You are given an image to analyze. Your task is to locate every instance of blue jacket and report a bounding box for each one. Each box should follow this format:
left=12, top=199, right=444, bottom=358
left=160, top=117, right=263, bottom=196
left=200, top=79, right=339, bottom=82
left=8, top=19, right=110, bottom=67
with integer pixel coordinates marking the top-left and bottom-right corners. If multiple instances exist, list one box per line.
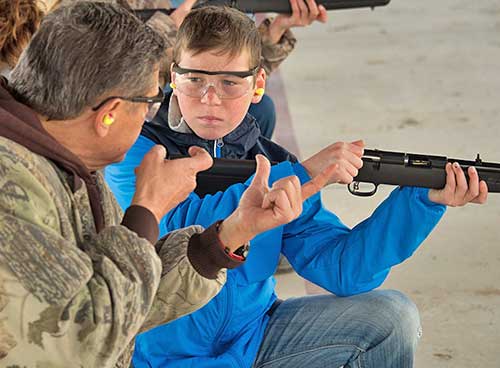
left=105, top=117, right=446, bottom=368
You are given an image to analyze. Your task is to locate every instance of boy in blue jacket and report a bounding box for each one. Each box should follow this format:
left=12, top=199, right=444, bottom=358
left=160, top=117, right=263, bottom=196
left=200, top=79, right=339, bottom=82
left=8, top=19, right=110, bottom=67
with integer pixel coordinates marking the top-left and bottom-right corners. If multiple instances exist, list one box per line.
left=105, top=6, right=488, bottom=368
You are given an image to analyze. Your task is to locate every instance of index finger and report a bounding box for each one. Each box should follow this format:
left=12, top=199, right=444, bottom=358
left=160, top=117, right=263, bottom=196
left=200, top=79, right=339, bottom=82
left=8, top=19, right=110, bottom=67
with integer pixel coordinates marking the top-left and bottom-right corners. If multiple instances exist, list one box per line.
left=301, top=163, right=338, bottom=200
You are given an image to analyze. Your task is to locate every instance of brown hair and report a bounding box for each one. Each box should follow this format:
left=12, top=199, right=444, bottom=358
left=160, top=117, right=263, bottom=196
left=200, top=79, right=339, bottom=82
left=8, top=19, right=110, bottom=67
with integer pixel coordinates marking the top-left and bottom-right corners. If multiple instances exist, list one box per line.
left=173, top=6, right=261, bottom=69
left=49, top=0, right=132, bottom=11
left=0, top=0, right=45, bottom=68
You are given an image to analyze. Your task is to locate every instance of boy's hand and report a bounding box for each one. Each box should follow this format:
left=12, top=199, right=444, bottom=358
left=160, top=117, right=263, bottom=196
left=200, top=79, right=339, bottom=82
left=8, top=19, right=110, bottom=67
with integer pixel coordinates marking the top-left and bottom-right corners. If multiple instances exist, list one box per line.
left=131, top=145, right=213, bottom=222
left=301, top=140, right=365, bottom=186
left=218, top=155, right=337, bottom=250
left=268, top=0, right=328, bottom=44
left=170, top=0, right=197, bottom=29
left=428, top=162, right=488, bottom=206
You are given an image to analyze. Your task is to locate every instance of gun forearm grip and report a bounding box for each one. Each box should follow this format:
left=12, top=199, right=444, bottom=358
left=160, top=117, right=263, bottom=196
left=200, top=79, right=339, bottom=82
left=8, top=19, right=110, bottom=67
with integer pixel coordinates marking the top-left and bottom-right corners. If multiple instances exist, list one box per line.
left=354, top=150, right=500, bottom=194
left=231, top=0, right=391, bottom=13
left=134, top=0, right=391, bottom=20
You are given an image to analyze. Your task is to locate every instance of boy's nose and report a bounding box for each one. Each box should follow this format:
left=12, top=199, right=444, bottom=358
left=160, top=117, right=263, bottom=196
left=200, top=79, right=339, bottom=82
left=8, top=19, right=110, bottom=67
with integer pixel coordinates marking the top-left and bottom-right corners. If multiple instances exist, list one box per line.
left=200, top=85, right=222, bottom=105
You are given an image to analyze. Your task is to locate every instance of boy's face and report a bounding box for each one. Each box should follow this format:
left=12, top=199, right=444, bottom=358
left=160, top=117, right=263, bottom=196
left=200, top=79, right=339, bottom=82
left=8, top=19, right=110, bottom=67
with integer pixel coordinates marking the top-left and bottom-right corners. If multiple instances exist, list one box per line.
left=172, top=49, right=266, bottom=141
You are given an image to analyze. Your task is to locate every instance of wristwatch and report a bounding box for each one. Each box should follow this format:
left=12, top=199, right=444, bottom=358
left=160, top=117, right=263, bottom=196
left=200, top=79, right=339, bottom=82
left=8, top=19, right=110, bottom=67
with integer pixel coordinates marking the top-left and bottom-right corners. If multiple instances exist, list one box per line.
left=215, top=220, right=250, bottom=261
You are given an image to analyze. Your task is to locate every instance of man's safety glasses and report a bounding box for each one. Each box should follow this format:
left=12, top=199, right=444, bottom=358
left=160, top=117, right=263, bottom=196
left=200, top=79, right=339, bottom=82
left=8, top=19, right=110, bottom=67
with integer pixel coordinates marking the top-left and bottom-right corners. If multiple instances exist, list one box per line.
left=92, top=87, right=165, bottom=122
left=172, top=63, right=259, bottom=100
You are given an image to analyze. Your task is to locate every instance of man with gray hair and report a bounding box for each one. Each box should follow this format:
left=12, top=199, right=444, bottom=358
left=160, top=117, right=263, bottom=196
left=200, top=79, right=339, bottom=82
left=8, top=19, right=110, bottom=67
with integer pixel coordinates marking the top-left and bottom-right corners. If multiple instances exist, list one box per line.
left=0, top=2, right=330, bottom=367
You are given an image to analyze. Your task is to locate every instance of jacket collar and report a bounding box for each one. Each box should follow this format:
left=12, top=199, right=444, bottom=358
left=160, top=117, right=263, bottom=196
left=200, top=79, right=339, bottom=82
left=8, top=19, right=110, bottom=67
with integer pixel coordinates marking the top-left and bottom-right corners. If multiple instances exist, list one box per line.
left=164, top=93, right=261, bottom=157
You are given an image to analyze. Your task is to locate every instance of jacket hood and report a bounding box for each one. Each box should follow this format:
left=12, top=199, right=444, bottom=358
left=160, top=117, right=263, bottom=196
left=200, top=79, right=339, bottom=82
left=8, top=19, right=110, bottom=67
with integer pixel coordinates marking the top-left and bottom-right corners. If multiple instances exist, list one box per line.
left=0, top=78, right=105, bottom=232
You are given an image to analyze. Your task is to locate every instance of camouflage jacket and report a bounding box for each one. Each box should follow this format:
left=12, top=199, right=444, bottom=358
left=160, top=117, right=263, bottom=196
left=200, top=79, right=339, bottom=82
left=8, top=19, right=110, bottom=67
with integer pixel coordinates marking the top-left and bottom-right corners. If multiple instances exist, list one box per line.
left=0, top=136, right=238, bottom=367
left=126, top=0, right=297, bottom=83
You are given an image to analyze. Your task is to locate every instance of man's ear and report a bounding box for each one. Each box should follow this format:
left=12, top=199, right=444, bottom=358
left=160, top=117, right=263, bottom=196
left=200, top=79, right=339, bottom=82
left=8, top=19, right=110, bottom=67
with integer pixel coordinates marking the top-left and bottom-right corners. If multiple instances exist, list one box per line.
left=94, top=99, right=121, bottom=138
left=251, top=68, right=267, bottom=104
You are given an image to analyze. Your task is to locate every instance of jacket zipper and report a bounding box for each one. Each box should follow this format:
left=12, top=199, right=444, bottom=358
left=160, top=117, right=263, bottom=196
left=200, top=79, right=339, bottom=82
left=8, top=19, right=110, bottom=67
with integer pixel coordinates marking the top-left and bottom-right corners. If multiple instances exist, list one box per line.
left=213, top=137, right=224, bottom=158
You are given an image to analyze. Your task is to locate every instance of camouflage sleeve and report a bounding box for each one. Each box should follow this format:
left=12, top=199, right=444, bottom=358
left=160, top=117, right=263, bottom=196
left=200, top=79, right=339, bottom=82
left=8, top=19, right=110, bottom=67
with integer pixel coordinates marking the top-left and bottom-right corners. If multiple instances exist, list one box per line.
left=258, top=17, right=297, bottom=75
left=141, top=225, right=226, bottom=332
left=0, top=155, right=162, bottom=367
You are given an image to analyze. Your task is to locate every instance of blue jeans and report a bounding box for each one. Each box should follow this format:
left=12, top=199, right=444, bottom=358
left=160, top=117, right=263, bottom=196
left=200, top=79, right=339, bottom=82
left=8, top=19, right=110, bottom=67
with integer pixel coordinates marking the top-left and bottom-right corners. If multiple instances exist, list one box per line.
left=253, top=290, right=421, bottom=368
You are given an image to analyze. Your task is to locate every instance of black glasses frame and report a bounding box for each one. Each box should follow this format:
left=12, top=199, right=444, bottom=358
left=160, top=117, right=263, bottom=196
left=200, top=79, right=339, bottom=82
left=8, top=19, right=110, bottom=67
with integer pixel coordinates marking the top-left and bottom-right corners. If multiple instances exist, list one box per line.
left=172, top=63, right=260, bottom=78
left=91, top=87, right=165, bottom=111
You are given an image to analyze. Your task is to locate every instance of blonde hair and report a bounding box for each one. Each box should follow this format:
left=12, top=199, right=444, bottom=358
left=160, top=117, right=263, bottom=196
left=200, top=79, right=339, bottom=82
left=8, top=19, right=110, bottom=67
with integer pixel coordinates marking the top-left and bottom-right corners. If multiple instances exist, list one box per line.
left=0, top=0, right=45, bottom=68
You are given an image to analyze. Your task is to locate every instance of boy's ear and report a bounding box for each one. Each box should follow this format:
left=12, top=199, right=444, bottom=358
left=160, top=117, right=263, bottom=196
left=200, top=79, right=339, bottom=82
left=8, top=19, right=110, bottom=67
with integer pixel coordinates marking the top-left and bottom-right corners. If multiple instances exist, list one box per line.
left=251, top=67, right=267, bottom=104
left=94, top=99, right=121, bottom=138
left=170, top=63, right=177, bottom=96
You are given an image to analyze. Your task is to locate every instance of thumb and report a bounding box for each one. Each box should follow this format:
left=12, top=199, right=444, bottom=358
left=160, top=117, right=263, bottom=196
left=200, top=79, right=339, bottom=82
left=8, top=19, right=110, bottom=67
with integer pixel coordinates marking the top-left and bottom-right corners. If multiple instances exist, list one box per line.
left=318, top=5, right=328, bottom=23
left=351, top=139, right=365, bottom=148
left=150, top=145, right=167, bottom=159
left=250, top=154, right=271, bottom=189
left=350, top=139, right=365, bottom=157
left=178, top=0, right=197, bottom=10
left=187, top=146, right=213, bottom=172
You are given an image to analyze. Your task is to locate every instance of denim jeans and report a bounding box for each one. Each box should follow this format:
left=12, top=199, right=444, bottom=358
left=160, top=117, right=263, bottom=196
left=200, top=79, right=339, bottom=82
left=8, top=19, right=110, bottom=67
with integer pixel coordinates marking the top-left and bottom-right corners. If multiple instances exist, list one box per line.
left=253, top=290, right=421, bottom=368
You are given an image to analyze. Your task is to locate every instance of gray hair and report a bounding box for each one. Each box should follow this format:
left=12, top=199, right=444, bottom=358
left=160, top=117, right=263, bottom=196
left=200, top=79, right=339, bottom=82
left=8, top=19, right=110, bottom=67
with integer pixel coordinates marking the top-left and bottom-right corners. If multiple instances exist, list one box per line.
left=10, top=1, right=165, bottom=120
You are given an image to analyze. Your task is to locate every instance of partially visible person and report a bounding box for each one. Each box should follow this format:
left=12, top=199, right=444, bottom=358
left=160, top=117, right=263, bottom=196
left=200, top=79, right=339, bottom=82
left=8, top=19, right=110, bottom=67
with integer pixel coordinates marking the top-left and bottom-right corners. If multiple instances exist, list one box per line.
left=0, top=2, right=330, bottom=367
left=0, top=0, right=44, bottom=78
left=105, top=6, right=488, bottom=368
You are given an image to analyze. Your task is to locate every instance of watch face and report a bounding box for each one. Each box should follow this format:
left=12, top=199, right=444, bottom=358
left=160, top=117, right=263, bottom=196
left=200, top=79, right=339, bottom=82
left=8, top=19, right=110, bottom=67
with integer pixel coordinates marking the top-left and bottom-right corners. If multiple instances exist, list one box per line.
left=234, top=244, right=250, bottom=258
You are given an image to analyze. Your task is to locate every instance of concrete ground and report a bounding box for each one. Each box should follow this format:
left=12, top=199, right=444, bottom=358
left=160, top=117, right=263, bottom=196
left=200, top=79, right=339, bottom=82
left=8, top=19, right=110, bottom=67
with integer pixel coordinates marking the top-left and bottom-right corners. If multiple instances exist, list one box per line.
left=272, top=0, right=500, bottom=367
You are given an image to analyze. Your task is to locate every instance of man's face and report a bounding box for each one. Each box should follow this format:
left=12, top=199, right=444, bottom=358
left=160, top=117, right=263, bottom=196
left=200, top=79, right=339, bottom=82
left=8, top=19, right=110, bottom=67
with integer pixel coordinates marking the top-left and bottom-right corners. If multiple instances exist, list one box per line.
left=172, top=49, right=265, bottom=141
left=101, top=76, right=161, bottom=165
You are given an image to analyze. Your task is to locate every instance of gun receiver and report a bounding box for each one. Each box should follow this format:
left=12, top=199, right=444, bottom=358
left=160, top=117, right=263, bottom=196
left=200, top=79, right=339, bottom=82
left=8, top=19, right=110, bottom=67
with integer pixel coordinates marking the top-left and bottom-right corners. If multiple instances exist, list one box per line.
left=135, top=0, right=391, bottom=21
left=171, top=149, right=500, bottom=197
left=349, top=149, right=500, bottom=196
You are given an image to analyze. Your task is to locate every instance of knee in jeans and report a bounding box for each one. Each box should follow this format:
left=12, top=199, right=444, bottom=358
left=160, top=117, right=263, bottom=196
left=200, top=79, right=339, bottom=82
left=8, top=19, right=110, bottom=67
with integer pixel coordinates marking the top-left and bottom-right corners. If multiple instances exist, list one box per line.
left=373, top=290, right=422, bottom=348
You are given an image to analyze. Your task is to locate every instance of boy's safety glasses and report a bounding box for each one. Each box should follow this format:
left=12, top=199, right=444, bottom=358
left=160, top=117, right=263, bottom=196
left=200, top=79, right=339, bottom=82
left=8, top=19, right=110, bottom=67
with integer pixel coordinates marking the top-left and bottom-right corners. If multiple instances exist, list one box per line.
left=172, top=63, right=259, bottom=100
left=92, top=87, right=165, bottom=122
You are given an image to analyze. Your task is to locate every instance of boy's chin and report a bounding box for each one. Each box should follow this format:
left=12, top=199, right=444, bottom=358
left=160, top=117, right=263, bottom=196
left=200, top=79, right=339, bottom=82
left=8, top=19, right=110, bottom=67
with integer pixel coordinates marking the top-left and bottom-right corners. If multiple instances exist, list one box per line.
left=193, top=127, right=230, bottom=141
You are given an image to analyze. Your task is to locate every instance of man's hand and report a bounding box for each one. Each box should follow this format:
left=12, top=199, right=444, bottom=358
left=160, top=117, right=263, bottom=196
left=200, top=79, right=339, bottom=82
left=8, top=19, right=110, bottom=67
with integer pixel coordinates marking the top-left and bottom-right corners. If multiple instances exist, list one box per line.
left=267, top=0, right=328, bottom=44
left=428, top=162, right=488, bottom=206
left=301, top=140, right=365, bottom=186
left=131, top=145, right=213, bottom=222
left=218, top=155, right=337, bottom=250
left=169, top=0, right=197, bottom=29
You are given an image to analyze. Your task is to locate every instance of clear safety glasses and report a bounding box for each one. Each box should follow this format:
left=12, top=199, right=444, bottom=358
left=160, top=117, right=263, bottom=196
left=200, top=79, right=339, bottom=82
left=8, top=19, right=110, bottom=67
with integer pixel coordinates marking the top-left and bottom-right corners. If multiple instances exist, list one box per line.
left=172, top=63, right=259, bottom=100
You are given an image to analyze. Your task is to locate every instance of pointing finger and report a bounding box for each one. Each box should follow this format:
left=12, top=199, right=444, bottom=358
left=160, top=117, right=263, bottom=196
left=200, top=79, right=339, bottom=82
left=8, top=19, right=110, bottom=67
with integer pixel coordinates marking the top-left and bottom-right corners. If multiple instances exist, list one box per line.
left=301, top=163, right=338, bottom=200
